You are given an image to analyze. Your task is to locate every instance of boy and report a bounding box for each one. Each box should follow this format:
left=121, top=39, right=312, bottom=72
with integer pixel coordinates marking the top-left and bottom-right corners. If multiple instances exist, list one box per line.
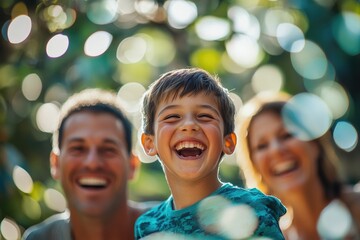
left=135, top=68, right=286, bottom=239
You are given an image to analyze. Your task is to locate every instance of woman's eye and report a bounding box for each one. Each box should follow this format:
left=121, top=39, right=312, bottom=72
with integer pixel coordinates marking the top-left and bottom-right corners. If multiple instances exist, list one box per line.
left=256, top=143, right=267, bottom=150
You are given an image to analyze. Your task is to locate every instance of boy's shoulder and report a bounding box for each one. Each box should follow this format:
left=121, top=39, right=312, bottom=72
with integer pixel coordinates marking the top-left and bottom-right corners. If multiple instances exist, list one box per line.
left=217, top=183, right=286, bottom=216
left=22, top=211, right=71, bottom=240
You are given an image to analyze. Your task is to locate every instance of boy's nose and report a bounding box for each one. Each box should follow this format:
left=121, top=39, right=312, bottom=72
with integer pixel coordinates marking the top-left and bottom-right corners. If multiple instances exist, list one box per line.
left=180, top=116, right=200, bottom=131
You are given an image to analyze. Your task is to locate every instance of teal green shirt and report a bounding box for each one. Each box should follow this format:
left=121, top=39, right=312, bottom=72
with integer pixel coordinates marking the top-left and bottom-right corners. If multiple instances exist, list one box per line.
left=135, top=183, right=286, bottom=239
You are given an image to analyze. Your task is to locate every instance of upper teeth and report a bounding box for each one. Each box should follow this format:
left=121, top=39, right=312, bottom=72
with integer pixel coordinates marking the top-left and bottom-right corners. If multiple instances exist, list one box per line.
left=175, top=142, right=205, bottom=150
left=273, top=161, right=296, bottom=175
left=79, top=177, right=106, bottom=186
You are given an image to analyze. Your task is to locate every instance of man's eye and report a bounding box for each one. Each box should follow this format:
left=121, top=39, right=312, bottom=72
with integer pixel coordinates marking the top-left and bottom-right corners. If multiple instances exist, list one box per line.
left=101, top=148, right=117, bottom=156
left=69, top=146, right=84, bottom=154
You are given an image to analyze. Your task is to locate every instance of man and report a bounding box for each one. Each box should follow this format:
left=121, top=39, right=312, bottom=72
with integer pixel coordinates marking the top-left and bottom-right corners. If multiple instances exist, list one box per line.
left=23, top=88, right=146, bottom=240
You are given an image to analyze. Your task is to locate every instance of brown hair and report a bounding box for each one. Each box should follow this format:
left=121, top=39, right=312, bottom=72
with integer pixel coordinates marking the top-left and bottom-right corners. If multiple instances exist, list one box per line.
left=141, top=68, right=235, bottom=136
left=236, top=91, right=343, bottom=199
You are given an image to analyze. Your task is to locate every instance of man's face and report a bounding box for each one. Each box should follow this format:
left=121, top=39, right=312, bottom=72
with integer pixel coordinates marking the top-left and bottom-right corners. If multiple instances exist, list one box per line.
left=51, top=111, right=135, bottom=217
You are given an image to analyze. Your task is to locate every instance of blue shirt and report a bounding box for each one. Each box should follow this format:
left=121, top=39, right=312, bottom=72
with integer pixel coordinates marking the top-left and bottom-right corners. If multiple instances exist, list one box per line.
left=135, top=183, right=286, bottom=239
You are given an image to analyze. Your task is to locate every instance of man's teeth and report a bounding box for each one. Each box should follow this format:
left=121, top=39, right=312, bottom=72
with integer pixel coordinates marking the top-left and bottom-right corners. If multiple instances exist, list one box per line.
left=175, top=142, right=205, bottom=150
left=79, top=178, right=106, bottom=187
left=273, top=161, right=297, bottom=175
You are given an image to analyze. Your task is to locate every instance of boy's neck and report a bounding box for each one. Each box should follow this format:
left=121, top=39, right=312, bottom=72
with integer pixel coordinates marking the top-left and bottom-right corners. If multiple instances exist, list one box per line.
left=168, top=175, right=222, bottom=210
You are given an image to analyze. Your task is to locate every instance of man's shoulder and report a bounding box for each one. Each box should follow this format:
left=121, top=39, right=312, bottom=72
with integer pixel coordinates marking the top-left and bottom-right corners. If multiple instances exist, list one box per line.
left=22, top=211, right=71, bottom=240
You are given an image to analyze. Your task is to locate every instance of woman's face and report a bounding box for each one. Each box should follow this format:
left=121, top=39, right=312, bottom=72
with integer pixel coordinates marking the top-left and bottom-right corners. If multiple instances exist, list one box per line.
left=248, top=110, right=320, bottom=195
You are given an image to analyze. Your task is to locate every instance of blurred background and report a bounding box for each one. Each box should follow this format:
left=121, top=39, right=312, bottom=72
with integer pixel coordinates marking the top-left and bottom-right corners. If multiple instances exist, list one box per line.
left=0, top=0, right=359, bottom=238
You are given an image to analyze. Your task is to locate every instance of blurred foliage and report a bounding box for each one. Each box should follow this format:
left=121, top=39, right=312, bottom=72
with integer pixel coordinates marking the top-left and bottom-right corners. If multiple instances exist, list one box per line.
left=0, top=0, right=360, bottom=238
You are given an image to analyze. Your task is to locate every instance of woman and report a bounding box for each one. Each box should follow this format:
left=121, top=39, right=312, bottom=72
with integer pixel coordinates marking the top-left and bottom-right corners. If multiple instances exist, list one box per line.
left=236, top=91, right=360, bottom=239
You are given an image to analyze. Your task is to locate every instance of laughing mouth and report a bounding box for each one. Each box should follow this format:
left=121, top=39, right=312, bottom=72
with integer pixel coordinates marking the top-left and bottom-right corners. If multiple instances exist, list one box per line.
left=78, top=177, right=107, bottom=189
left=272, top=161, right=299, bottom=176
left=175, top=141, right=206, bottom=158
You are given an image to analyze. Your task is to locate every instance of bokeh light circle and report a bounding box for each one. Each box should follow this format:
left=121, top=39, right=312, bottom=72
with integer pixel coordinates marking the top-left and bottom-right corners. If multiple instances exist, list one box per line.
left=282, top=93, right=332, bottom=141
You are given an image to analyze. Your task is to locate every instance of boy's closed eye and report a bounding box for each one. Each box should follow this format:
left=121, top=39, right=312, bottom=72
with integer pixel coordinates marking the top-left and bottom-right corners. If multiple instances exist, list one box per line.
left=198, top=113, right=215, bottom=120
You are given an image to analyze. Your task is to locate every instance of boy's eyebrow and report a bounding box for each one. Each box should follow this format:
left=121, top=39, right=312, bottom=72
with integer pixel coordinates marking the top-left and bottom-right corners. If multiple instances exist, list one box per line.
left=157, top=104, right=220, bottom=117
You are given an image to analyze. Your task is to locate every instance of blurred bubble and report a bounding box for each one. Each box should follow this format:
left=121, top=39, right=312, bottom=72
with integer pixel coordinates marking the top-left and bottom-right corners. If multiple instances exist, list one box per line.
left=282, top=93, right=332, bottom=141
left=1, top=20, right=10, bottom=41
left=263, top=8, right=294, bottom=37
left=44, top=188, right=67, bottom=212
left=87, top=0, right=118, bottom=25
left=11, top=90, right=31, bottom=118
left=46, top=34, right=69, bottom=58
left=198, top=195, right=232, bottom=234
left=195, top=16, right=230, bottom=41
left=333, top=121, right=358, bottom=152
left=228, top=6, right=260, bottom=40
left=11, top=2, right=28, bottom=18
left=291, top=40, right=328, bottom=80
left=190, top=48, right=222, bottom=73
left=218, top=204, right=258, bottom=239
left=226, top=34, right=264, bottom=68
left=276, top=23, right=305, bottom=52
left=12, top=165, right=33, bottom=194
left=332, top=12, right=360, bottom=56
left=142, top=232, right=200, bottom=239
left=7, top=15, right=32, bottom=44
left=44, top=84, right=69, bottom=103
left=251, top=64, right=283, bottom=93
left=0, top=218, right=20, bottom=240
left=303, top=62, right=336, bottom=92
left=314, top=0, right=336, bottom=8
left=165, top=0, right=197, bottom=29
left=220, top=53, right=247, bottom=74
left=117, top=35, right=147, bottom=64
left=84, top=31, right=113, bottom=57
left=135, top=0, right=158, bottom=18
left=279, top=207, right=293, bottom=231
left=36, top=103, right=59, bottom=133
left=22, top=73, right=42, bottom=101
left=22, top=196, right=41, bottom=220
left=229, top=92, right=243, bottom=114
left=0, top=94, right=7, bottom=121
left=314, top=81, right=349, bottom=119
left=141, top=28, right=176, bottom=67
left=117, top=82, right=146, bottom=113
left=317, top=199, right=355, bottom=239
left=116, top=0, right=136, bottom=15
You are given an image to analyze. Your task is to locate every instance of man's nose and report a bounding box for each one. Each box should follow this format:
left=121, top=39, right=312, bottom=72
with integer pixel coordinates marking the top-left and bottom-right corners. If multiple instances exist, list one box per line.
left=84, top=148, right=103, bottom=169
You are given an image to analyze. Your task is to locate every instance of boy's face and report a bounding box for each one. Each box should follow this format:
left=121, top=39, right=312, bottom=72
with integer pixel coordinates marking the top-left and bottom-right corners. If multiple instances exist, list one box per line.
left=142, top=92, right=236, bottom=182
left=50, top=111, right=136, bottom=217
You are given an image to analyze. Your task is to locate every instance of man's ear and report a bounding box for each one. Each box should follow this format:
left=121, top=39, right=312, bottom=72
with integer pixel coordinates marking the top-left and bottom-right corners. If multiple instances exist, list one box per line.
left=141, top=133, right=157, bottom=156
left=128, top=153, right=140, bottom=180
left=223, top=132, right=237, bottom=155
left=50, top=151, right=60, bottom=180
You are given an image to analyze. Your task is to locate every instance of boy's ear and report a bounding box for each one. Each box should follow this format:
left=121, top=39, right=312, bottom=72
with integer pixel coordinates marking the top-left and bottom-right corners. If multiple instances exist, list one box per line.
left=223, top=132, right=237, bottom=155
left=141, top=133, right=157, bottom=156
left=128, top=153, right=140, bottom=180
left=50, top=151, right=60, bottom=180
